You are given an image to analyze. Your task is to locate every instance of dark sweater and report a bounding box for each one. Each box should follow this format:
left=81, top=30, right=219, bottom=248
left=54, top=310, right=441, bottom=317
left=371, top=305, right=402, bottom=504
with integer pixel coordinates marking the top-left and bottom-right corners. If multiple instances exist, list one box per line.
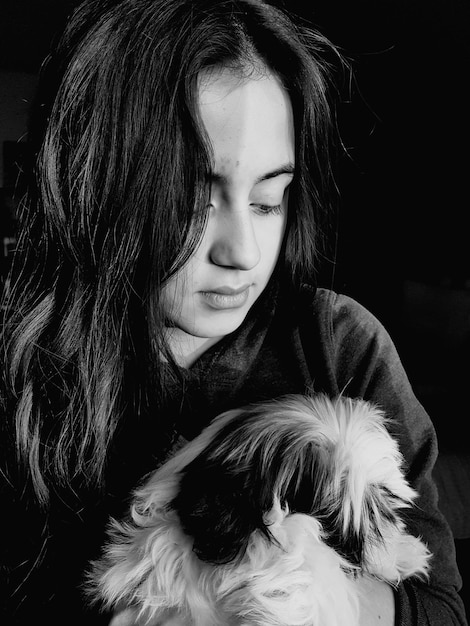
left=1, top=283, right=467, bottom=625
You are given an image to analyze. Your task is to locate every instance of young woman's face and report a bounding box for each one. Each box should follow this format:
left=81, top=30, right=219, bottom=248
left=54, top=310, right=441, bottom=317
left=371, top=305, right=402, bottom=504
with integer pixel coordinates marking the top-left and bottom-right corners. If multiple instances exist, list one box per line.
left=162, top=66, right=295, bottom=365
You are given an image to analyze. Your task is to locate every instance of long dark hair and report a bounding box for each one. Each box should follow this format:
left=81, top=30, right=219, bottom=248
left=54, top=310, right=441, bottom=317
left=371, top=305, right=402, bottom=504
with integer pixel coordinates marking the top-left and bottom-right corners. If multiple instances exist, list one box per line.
left=1, top=0, right=343, bottom=503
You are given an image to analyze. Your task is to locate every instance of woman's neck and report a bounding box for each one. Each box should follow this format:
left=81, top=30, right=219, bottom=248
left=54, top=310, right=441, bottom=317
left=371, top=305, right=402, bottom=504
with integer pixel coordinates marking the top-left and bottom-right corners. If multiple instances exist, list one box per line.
left=164, top=328, right=224, bottom=369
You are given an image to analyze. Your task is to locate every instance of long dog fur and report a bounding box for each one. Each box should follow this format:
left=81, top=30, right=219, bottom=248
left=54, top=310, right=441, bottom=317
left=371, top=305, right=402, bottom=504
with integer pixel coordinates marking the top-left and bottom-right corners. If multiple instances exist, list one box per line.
left=88, top=393, right=431, bottom=625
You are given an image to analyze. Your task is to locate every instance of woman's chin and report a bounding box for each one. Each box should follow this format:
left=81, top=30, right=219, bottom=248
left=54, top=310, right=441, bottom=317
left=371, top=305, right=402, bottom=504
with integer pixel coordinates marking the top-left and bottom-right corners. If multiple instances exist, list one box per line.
left=164, top=316, right=244, bottom=367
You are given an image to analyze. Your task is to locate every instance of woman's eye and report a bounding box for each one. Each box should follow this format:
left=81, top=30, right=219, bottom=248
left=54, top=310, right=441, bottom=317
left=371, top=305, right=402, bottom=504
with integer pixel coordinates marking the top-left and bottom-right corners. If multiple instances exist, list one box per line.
left=251, top=204, right=283, bottom=216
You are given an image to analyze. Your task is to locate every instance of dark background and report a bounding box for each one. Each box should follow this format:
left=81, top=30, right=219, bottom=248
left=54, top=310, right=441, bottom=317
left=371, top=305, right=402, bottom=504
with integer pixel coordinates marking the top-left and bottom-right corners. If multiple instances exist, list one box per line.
left=0, top=0, right=469, bottom=615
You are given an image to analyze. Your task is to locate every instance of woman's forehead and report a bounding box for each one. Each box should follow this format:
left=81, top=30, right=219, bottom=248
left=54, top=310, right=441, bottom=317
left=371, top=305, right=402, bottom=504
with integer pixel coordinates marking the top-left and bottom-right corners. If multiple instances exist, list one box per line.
left=197, top=67, right=295, bottom=184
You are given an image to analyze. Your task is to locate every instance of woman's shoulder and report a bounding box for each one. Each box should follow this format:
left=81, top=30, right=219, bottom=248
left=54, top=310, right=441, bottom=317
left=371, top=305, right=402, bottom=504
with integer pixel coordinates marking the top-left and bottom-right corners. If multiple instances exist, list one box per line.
left=294, top=284, right=402, bottom=385
left=294, top=286, right=411, bottom=411
left=297, top=285, right=387, bottom=339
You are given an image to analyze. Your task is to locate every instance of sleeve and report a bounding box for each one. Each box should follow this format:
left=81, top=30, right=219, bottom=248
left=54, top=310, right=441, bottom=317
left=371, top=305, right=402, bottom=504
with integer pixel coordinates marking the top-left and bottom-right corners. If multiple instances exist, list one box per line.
left=317, top=289, right=467, bottom=625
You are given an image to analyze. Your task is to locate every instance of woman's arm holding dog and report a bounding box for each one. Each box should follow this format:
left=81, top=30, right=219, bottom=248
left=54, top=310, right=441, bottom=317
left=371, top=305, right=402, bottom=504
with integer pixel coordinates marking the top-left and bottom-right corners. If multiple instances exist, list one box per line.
left=355, top=577, right=395, bottom=626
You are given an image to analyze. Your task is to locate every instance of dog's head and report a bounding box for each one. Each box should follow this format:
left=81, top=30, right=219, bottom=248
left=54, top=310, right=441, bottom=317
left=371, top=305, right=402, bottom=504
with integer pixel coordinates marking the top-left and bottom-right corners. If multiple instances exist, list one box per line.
left=172, top=393, right=420, bottom=570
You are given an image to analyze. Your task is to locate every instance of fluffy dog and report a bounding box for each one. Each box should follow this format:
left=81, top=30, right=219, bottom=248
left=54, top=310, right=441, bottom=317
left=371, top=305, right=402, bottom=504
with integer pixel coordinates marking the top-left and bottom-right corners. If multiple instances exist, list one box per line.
left=88, top=393, right=431, bottom=625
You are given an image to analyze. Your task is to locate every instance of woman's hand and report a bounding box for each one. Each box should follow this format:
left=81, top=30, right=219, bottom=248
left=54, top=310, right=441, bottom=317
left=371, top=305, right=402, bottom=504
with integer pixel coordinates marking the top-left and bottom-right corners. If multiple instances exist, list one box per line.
left=354, top=575, right=395, bottom=625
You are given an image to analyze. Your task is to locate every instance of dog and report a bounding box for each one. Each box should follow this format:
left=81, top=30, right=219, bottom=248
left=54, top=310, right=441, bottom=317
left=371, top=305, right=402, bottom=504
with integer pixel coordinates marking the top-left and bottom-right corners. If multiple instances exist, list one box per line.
left=88, top=393, right=431, bottom=625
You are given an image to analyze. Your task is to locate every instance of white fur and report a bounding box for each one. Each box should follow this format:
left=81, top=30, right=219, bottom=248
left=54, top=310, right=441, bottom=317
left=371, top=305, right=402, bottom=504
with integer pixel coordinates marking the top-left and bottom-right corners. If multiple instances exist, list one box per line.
left=88, top=394, right=431, bottom=625
left=92, top=503, right=359, bottom=625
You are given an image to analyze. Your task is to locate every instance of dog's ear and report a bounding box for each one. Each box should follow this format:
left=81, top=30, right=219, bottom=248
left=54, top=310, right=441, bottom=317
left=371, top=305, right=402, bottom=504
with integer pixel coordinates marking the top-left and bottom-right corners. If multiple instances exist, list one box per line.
left=310, top=413, right=413, bottom=567
left=171, top=455, right=275, bottom=565
left=334, top=481, right=415, bottom=568
left=321, top=484, right=387, bottom=566
left=277, top=438, right=370, bottom=565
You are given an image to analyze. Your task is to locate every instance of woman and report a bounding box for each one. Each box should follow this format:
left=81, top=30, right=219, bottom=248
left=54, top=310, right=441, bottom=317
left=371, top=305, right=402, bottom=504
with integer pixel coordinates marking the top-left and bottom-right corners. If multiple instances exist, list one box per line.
left=0, top=0, right=466, bottom=624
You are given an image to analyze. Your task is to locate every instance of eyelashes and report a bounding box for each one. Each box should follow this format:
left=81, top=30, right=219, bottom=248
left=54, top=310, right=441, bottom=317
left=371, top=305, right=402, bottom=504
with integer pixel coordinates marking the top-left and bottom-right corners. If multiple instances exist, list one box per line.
left=251, top=203, right=284, bottom=216
left=203, top=202, right=284, bottom=216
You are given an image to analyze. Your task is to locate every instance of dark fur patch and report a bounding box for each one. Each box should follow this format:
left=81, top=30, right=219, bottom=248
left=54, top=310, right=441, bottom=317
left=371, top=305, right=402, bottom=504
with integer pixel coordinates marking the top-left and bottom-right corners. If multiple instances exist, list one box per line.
left=172, top=458, right=273, bottom=565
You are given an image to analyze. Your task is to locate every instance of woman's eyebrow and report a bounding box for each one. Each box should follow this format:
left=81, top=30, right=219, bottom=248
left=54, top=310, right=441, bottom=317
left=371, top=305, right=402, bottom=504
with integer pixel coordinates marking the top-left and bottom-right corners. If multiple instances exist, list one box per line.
left=255, top=164, right=295, bottom=184
left=207, top=163, right=296, bottom=185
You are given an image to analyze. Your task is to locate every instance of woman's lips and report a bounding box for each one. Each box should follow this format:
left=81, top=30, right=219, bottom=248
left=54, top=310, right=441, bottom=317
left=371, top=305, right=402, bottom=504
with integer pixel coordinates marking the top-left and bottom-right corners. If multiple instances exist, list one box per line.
left=200, top=285, right=251, bottom=310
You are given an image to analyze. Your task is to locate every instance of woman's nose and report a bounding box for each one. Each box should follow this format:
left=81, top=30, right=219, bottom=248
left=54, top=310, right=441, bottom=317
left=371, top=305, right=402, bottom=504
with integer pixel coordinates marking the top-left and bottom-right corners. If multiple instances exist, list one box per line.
left=208, top=206, right=261, bottom=270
